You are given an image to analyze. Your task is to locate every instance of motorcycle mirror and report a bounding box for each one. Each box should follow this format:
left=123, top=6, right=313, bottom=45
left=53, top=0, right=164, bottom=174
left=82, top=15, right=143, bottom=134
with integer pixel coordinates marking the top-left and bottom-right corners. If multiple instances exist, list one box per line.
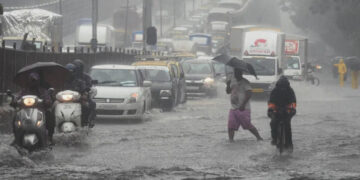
left=6, top=89, right=12, bottom=96
left=48, top=88, right=55, bottom=94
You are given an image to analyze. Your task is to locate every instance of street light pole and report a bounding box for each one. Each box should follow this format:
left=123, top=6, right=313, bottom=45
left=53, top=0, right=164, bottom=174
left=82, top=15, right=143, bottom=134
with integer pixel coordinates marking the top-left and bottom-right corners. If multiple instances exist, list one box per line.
left=173, top=0, right=176, bottom=27
left=59, top=0, right=63, bottom=15
left=142, top=0, right=152, bottom=52
left=124, top=0, right=129, bottom=46
left=160, top=0, right=163, bottom=37
left=91, top=0, right=98, bottom=51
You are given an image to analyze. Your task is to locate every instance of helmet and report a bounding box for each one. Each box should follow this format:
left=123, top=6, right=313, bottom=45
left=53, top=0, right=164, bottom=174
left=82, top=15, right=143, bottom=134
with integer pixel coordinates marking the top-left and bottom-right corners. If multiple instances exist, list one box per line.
left=73, top=59, right=85, bottom=73
left=276, top=76, right=290, bottom=87
left=65, top=63, right=76, bottom=73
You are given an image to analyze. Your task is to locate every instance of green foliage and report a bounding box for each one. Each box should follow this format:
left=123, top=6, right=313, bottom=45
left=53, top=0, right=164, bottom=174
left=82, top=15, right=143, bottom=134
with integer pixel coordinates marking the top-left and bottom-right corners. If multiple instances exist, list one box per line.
left=279, top=0, right=360, bottom=56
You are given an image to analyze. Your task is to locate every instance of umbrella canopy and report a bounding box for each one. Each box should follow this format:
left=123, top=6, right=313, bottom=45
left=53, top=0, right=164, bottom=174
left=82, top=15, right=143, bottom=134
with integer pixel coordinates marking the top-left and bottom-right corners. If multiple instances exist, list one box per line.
left=213, top=54, right=258, bottom=78
left=14, top=62, right=71, bottom=89
left=345, top=56, right=360, bottom=71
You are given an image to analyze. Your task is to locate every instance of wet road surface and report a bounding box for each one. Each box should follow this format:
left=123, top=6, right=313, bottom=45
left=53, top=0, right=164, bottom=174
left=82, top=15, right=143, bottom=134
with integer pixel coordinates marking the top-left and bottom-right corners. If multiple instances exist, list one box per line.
left=1, top=77, right=360, bottom=180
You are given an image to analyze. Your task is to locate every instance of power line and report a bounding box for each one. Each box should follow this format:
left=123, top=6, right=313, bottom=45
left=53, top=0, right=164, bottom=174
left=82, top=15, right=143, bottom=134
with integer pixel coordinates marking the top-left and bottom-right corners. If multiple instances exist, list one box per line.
left=4, top=0, right=60, bottom=10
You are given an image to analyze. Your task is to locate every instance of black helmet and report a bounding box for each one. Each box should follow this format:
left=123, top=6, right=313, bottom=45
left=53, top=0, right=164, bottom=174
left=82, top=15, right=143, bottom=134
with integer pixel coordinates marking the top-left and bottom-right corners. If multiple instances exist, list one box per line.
left=276, top=75, right=290, bottom=87
left=73, top=59, right=84, bottom=73
left=65, top=63, right=76, bottom=73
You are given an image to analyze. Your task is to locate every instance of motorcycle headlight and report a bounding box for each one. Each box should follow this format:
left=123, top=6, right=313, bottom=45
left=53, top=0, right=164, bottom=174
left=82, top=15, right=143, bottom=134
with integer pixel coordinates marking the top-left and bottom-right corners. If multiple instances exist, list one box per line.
left=62, top=94, right=74, bottom=102
left=160, top=90, right=172, bottom=97
left=204, top=77, right=214, bottom=85
left=17, top=120, right=22, bottom=127
left=36, top=112, right=43, bottom=127
left=23, top=97, right=36, bottom=107
left=128, top=93, right=138, bottom=103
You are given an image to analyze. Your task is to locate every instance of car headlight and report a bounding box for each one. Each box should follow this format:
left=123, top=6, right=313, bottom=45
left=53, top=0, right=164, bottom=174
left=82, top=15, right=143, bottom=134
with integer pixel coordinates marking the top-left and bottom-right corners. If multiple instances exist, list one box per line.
left=128, top=93, right=138, bottom=103
left=204, top=77, right=214, bottom=85
left=23, top=97, right=36, bottom=107
left=160, top=90, right=172, bottom=97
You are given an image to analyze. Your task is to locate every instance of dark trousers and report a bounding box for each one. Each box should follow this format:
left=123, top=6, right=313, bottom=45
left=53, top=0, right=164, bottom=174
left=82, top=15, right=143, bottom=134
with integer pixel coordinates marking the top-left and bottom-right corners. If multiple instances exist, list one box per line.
left=45, top=110, right=55, bottom=138
left=81, top=99, right=96, bottom=126
left=270, top=117, right=293, bottom=147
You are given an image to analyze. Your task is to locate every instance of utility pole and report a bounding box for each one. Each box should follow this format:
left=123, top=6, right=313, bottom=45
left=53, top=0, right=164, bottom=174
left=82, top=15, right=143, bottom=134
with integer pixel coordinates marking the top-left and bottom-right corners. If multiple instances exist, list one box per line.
left=173, top=0, right=176, bottom=27
left=159, top=0, right=163, bottom=37
left=124, top=0, right=129, bottom=46
left=91, top=0, right=98, bottom=51
left=142, top=0, right=152, bottom=52
left=59, top=0, right=63, bottom=15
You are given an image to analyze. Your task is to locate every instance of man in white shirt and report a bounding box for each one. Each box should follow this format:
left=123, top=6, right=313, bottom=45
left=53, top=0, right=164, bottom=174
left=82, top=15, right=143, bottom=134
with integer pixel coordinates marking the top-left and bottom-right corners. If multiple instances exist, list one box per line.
left=227, top=68, right=263, bottom=142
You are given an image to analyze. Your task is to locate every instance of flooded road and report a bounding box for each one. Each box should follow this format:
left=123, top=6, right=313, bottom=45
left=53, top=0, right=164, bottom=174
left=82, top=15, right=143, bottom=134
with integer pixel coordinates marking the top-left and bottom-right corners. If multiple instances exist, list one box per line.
left=1, top=77, right=360, bottom=180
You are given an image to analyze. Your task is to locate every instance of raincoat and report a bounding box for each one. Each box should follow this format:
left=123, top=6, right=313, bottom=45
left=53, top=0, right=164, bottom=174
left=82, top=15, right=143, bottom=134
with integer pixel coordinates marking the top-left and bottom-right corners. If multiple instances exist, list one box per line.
left=334, top=59, right=347, bottom=75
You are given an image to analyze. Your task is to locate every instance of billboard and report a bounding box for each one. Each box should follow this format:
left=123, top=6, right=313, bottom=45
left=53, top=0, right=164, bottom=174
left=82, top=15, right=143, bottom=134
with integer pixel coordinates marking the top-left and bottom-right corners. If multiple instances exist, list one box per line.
left=285, top=40, right=299, bottom=55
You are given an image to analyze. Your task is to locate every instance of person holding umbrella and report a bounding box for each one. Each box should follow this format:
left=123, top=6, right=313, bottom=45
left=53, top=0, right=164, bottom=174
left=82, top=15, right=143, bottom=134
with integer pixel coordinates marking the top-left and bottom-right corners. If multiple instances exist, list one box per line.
left=12, top=62, right=71, bottom=145
left=11, top=72, right=54, bottom=145
left=213, top=54, right=263, bottom=142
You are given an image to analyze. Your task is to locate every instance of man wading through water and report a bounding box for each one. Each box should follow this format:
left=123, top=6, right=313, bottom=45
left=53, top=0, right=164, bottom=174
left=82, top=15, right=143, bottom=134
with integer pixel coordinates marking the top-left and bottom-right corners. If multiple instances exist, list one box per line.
left=226, top=68, right=263, bottom=142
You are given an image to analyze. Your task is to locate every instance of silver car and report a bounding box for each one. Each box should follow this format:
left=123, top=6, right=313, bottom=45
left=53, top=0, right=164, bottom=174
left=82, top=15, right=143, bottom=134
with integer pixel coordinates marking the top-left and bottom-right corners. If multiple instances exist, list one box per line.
left=90, top=65, right=152, bottom=121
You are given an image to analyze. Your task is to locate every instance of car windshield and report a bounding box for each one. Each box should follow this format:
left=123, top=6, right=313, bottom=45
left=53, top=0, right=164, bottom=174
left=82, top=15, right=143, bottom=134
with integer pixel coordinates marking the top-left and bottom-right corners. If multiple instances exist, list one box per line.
left=244, top=58, right=276, bottom=76
left=287, top=57, right=300, bottom=70
left=90, top=69, right=138, bottom=87
left=219, top=4, right=241, bottom=10
left=139, top=68, right=171, bottom=82
left=183, top=62, right=212, bottom=74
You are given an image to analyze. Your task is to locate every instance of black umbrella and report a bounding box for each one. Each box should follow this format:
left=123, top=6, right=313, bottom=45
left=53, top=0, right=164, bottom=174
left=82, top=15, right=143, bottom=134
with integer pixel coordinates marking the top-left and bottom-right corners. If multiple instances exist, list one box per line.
left=345, top=56, right=360, bottom=71
left=14, top=62, right=71, bottom=89
left=213, top=54, right=258, bottom=79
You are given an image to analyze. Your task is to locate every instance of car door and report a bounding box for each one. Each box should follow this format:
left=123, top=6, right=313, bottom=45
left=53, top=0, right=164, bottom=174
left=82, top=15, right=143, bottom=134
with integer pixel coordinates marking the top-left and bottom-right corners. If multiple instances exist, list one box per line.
left=168, top=65, right=178, bottom=104
left=137, top=69, right=151, bottom=110
left=170, top=64, right=181, bottom=104
left=176, top=63, right=187, bottom=103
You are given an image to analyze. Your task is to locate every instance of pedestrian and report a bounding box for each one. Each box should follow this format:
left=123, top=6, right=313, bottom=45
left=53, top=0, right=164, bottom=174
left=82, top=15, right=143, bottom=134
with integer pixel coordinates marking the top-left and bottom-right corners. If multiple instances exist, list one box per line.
left=334, top=59, right=347, bottom=87
left=226, top=68, right=263, bottom=142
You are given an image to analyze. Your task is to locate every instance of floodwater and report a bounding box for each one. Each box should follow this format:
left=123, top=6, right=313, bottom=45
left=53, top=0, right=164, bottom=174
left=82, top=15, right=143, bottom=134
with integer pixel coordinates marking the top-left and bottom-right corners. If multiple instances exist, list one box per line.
left=1, top=74, right=360, bottom=180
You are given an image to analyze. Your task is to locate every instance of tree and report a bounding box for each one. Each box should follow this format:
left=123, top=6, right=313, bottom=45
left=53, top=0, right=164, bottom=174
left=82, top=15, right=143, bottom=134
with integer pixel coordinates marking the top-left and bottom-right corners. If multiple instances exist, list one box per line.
left=279, top=0, right=360, bottom=57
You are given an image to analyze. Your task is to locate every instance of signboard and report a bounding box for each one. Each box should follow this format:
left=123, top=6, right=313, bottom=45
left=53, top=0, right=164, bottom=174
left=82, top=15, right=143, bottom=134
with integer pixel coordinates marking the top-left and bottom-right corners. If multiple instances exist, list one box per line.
left=243, top=31, right=277, bottom=56
left=285, top=40, right=299, bottom=55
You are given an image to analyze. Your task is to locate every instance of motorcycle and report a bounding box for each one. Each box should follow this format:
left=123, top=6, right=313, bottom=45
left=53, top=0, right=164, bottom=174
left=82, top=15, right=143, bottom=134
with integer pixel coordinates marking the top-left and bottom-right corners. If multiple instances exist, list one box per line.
left=54, top=90, right=82, bottom=133
left=8, top=91, right=48, bottom=152
left=54, top=88, right=96, bottom=133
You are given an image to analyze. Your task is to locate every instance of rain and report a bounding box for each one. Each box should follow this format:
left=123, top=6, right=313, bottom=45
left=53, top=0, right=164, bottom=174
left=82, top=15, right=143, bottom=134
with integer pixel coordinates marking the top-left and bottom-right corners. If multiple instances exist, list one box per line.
left=1, top=0, right=360, bottom=179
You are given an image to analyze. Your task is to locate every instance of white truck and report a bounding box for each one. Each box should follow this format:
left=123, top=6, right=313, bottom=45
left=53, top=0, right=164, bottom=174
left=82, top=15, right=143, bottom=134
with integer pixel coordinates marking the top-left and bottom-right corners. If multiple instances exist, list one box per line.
left=75, top=22, right=116, bottom=48
left=229, top=26, right=286, bottom=95
left=284, top=34, right=308, bottom=80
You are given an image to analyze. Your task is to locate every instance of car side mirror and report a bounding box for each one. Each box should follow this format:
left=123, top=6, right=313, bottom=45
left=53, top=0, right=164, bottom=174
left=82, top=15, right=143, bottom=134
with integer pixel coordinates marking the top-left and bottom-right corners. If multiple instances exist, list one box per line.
left=91, top=80, right=98, bottom=85
left=143, top=81, right=152, bottom=87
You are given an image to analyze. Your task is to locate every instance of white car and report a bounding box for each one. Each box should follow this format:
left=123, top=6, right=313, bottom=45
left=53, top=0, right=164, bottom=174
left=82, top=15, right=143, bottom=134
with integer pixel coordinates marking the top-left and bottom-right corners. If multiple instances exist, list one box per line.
left=90, top=65, right=152, bottom=121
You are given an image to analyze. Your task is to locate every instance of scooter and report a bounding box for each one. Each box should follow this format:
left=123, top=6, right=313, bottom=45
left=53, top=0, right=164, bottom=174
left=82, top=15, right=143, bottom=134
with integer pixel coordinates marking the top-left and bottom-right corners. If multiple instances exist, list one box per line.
left=54, top=90, right=82, bottom=133
left=8, top=90, right=48, bottom=152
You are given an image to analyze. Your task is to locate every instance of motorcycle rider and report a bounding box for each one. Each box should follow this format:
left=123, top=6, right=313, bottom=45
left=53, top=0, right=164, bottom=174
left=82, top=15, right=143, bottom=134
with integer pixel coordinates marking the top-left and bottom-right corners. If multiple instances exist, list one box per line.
left=65, top=62, right=95, bottom=128
left=11, top=72, right=55, bottom=145
left=267, top=76, right=296, bottom=149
